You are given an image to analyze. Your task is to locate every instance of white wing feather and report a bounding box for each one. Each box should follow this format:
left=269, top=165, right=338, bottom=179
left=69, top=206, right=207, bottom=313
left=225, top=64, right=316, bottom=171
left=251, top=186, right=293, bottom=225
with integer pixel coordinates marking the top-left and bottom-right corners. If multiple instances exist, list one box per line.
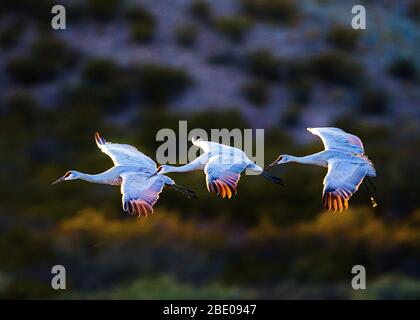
left=307, top=127, right=365, bottom=154
left=95, top=132, right=156, bottom=171
left=120, top=172, right=172, bottom=217
left=322, top=159, right=368, bottom=212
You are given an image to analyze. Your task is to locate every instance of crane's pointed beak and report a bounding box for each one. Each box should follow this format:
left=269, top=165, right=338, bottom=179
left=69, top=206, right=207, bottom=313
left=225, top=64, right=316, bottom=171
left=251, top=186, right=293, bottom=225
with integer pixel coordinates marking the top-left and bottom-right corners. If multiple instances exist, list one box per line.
left=51, top=176, right=65, bottom=185
left=266, top=160, right=278, bottom=169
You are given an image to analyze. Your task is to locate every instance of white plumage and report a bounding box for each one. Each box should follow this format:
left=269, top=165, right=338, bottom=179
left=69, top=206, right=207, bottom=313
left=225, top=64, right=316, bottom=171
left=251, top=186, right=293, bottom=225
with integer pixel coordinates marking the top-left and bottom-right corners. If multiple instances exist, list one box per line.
left=52, top=132, right=197, bottom=217
left=269, top=127, right=377, bottom=212
left=151, top=137, right=283, bottom=198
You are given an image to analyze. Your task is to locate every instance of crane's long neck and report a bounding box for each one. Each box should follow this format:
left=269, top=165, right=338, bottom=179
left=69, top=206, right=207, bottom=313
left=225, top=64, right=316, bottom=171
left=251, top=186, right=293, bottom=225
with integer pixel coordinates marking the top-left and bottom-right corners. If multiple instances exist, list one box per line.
left=163, top=153, right=210, bottom=174
left=287, top=153, right=328, bottom=167
left=163, top=161, right=203, bottom=173
left=75, top=170, right=120, bottom=185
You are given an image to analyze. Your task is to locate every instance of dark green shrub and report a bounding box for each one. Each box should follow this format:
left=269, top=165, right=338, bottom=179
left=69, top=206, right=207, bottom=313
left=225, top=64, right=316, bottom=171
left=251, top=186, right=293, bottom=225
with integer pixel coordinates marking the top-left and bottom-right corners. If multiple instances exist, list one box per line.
left=0, top=0, right=53, bottom=20
left=388, top=57, right=417, bottom=81
left=132, top=64, right=193, bottom=105
left=407, top=1, right=420, bottom=21
left=82, top=59, right=121, bottom=84
left=288, top=78, right=312, bottom=105
left=86, top=0, right=119, bottom=21
left=358, top=87, right=389, bottom=115
left=281, top=104, right=301, bottom=127
left=190, top=0, right=212, bottom=22
left=213, top=16, right=253, bottom=43
left=6, top=36, right=76, bottom=84
left=240, top=0, right=299, bottom=25
left=175, top=24, right=198, bottom=48
left=245, top=50, right=280, bottom=81
left=126, top=6, right=156, bottom=44
left=66, top=58, right=132, bottom=110
left=327, top=24, right=360, bottom=51
left=125, top=5, right=155, bottom=23
left=0, top=21, right=24, bottom=49
left=207, top=51, right=237, bottom=65
left=241, top=79, right=269, bottom=107
left=309, top=52, right=365, bottom=87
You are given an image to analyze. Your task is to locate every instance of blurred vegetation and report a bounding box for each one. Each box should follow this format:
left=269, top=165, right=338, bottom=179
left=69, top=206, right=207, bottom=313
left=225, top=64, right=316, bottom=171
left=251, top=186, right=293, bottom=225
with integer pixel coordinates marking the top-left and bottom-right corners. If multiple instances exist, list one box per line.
left=125, top=5, right=157, bottom=44
left=327, top=24, right=360, bottom=51
left=189, top=0, right=212, bottom=23
left=240, top=0, right=300, bottom=25
left=388, top=57, right=418, bottom=82
left=213, top=16, right=253, bottom=43
left=0, top=20, right=24, bottom=49
left=6, top=35, right=77, bottom=85
left=241, top=79, right=270, bottom=107
left=175, top=24, right=198, bottom=48
left=0, top=0, right=419, bottom=300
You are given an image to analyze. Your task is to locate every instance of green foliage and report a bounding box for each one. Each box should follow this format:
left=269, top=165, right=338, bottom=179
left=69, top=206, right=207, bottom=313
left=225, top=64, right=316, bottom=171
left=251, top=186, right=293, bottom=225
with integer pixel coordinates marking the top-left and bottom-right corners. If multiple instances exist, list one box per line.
left=175, top=24, right=198, bottom=48
left=241, top=79, right=269, bottom=107
left=358, top=87, right=389, bottom=115
left=407, top=1, right=420, bottom=22
left=213, top=16, right=253, bottom=43
left=6, top=35, right=77, bottom=84
left=245, top=50, right=280, bottom=81
left=240, top=0, right=300, bottom=25
left=388, top=57, right=418, bottom=81
left=207, top=51, right=238, bottom=66
left=66, top=58, right=131, bottom=110
left=77, top=275, right=251, bottom=299
left=86, top=0, right=119, bottom=21
left=0, top=20, right=24, bottom=49
left=353, top=275, right=420, bottom=299
left=132, top=64, right=193, bottom=105
left=189, top=0, right=212, bottom=22
left=288, top=78, right=313, bottom=105
left=126, top=5, right=156, bottom=44
left=327, top=24, right=360, bottom=51
left=281, top=104, right=301, bottom=127
left=309, top=52, right=365, bottom=87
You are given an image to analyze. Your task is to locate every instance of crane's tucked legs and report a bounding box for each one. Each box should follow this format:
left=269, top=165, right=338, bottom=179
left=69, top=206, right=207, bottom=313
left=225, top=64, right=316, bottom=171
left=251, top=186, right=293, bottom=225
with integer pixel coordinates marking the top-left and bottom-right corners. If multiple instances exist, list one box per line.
left=364, top=177, right=378, bottom=208
left=166, top=183, right=199, bottom=199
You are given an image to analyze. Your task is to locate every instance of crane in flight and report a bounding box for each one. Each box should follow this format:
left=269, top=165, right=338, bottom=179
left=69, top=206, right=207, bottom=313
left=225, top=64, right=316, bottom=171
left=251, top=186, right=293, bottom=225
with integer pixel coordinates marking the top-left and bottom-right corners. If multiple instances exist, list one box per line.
left=52, top=132, right=198, bottom=217
left=150, top=137, right=283, bottom=198
left=268, top=127, right=377, bottom=212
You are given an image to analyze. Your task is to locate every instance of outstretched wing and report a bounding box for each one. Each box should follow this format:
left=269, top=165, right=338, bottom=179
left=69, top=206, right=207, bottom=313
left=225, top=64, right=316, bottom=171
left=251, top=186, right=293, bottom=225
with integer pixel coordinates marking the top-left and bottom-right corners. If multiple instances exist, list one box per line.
left=120, top=173, right=167, bottom=217
left=307, top=127, right=365, bottom=154
left=322, top=159, right=368, bottom=212
left=204, top=155, right=247, bottom=198
left=95, top=132, right=156, bottom=171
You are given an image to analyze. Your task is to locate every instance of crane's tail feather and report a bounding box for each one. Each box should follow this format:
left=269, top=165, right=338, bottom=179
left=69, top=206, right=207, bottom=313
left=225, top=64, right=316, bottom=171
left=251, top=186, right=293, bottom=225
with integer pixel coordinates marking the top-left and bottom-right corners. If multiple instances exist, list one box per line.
left=260, top=171, right=284, bottom=185
left=167, top=183, right=199, bottom=199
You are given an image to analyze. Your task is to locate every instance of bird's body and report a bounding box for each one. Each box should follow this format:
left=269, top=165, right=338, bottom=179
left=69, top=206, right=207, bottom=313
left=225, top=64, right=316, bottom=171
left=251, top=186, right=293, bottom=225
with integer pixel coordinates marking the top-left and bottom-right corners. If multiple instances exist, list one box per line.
left=153, top=137, right=283, bottom=198
left=52, top=132, right=197, bottom=217
left=269, top=127, right=376, bottom=212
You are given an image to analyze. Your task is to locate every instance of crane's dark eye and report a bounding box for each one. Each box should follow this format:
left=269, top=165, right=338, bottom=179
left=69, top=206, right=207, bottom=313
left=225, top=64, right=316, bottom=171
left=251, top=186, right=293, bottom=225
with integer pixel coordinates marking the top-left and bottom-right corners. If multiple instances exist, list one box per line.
left=156, top=166, right=162, bottom=173
left=64, top=172, right=72, bottom=178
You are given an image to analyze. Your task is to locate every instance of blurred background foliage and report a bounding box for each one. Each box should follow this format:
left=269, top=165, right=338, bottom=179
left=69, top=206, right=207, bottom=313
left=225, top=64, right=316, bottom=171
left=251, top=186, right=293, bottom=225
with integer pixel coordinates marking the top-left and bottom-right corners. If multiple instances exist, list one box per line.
left=0, top=0, right=419, bottom=299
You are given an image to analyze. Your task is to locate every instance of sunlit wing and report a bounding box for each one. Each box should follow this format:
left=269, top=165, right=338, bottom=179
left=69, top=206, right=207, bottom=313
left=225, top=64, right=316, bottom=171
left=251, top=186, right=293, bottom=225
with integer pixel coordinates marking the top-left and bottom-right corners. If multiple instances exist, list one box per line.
left=204, top=155, right=247, bottom=198
left=95, top=132, right=157, bottom=171
left=307, top=127, right=365, bottom=154
left=120, top=173, right=166, bottom=217
left=322, top=160, right=368, bottom=212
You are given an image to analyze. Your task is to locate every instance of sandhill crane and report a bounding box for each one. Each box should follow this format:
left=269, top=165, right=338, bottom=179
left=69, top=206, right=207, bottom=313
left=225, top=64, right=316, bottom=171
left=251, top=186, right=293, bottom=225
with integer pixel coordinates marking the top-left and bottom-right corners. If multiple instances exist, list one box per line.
left=150, top=137, right=283, bottom=198
left=268, top=127, right=377, bottom=212
left=52, top=132, right=198, bottom=217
